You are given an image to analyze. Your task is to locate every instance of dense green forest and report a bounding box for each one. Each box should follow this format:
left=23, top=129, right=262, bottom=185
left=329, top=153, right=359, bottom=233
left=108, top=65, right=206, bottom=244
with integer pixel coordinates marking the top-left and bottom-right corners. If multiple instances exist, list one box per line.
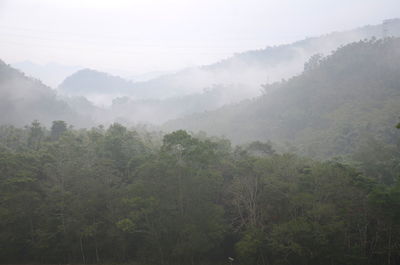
left=2, top=19, right=400, bottom=265
left=1, top=120, right=399, bottom=265
left=165, top=38, right=400, bottom=159
left=3, top=0, right=400, bottom=264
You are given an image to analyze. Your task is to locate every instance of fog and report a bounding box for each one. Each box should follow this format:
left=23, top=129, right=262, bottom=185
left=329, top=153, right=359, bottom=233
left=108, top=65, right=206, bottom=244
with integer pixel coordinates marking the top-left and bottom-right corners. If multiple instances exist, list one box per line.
left=2, top=3, right=400, bottom=264
left=1, top=0, right=400, bottom=126
left=2, top=0, right=399, bottom=73
left=0, top=60, right=88, bottom=127
left=10, top=61, right=82, bottom=88
left=53, top=19, right=400, bottom=125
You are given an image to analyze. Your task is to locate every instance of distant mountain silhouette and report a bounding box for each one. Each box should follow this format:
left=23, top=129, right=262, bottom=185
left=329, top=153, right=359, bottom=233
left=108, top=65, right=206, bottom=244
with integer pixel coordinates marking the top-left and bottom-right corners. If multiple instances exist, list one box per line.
left=59, top=19, right=400, bottom=106
left=11, top=61, right=82, bottom=88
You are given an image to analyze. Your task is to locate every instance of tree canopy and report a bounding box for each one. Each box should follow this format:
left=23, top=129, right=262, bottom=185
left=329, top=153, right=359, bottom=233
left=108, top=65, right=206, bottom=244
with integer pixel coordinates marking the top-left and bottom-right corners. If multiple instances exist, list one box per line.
left=0, top=121, right=399, bottom=265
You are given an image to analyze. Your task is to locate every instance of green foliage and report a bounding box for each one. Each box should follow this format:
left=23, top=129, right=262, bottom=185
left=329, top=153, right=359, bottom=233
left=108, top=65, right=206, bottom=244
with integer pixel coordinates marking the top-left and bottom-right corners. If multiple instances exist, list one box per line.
left=50, top=120, right=68, bottom=141
left=235, top=228, right=264, bottom=264
left=0, top=122, right=399, bottom=265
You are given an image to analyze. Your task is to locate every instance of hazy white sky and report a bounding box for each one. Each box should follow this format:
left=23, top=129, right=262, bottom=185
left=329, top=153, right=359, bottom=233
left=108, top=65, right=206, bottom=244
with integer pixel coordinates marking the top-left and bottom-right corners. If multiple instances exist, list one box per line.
left=0, top=0, right=399, bottom=75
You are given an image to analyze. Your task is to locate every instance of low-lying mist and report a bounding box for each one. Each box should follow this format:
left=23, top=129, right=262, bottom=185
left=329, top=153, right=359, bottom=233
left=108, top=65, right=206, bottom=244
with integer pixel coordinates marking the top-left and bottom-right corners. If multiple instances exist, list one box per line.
left=3, top=19, right=400, bottom=128
left=52, top=19, right=400, bottom=125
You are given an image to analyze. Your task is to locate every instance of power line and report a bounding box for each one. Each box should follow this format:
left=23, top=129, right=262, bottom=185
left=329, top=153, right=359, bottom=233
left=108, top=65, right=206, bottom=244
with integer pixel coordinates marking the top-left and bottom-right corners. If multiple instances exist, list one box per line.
left=0, top=24, right=271, bottom=49
left=0, top=39, right=236, bottom=57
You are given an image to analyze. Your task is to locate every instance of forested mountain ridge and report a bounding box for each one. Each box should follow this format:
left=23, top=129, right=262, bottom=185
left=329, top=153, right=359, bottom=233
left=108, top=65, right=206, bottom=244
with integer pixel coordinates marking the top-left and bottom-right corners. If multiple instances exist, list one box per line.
left=204, top=19, right=400, bottom=70
left=124, top=19, right=400, bottom=100
left=53, top=20, right=400, bottom=124
left=0, top=60, right=90, bottom=127
left=59, top=19, right=400, bottom=103
left=164, top=38, right=400, bottom=158
left=1, top=37, right=400, bottom=265
left=3, top=0, right=400, bottom=263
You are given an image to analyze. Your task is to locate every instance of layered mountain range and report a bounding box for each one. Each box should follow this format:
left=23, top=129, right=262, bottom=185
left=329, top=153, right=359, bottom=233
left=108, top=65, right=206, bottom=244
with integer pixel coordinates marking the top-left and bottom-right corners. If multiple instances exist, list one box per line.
left=1, top=20, right=400, bottom=159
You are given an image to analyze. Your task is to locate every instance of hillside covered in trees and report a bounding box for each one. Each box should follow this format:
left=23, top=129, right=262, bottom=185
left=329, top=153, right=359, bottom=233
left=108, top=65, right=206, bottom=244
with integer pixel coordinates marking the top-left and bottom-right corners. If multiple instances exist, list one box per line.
left=5, top=21, right=400, bottom=127
left=0, top=60, right=91, bottom=127
left=165, top=38, right=400, bottom=158
left=0, top=121, right=399, bottom=265
left=54, top=20, right=400, bottom=117
left=1, top=10, right=400, bottom=265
